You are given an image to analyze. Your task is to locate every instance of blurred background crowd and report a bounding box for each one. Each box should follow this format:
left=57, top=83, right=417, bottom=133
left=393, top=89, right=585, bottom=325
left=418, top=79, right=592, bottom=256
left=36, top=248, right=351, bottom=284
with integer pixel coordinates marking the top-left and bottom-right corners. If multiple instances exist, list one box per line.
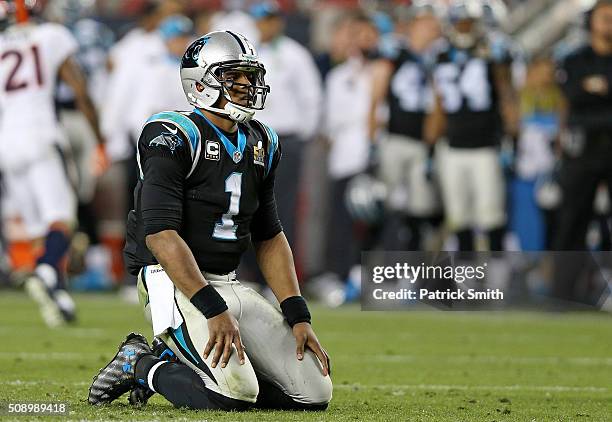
left=1, top=0, right=611, bottom=311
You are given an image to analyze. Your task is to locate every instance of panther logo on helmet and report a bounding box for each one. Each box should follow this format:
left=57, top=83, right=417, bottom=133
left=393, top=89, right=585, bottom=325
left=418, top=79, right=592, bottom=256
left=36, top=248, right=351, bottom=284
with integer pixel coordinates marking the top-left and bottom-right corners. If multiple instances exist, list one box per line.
left=180, top=31, right=270, bottom=123
left=191, top=43, right=202, bottom=61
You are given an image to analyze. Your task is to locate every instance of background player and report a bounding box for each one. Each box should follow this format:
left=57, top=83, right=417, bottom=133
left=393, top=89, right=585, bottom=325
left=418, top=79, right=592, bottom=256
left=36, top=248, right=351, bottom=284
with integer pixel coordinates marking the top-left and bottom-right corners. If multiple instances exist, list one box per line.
left=49, top=0, right=115, bottom=266
left=425, top=0, right=518, bottom=251
left=369, top=1, right=443, bottom=251
left=89, top=31, right=332, bottom=411
left=0, top=0, right=106, bottom=326
left=552, top=0, right=612, bottom=301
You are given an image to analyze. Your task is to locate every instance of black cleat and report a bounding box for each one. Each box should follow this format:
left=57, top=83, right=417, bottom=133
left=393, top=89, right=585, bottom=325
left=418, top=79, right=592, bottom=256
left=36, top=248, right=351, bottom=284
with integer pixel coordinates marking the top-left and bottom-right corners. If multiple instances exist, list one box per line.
left=128, top=385, right=155, bottom=407
left=88, top=333, right=152, bottom=405
left=128, top=337, right=177, bottom=407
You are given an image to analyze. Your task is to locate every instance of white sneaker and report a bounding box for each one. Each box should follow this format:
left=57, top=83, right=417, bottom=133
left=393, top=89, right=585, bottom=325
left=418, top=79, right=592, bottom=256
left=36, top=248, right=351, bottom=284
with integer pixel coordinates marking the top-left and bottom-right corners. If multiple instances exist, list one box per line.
left=24, top=274, right=64, bottom=328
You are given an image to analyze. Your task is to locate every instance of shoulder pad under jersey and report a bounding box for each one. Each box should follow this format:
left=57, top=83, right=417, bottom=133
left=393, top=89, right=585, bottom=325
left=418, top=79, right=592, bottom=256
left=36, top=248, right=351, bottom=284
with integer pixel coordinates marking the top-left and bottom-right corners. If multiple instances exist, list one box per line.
left=145, top=111, right=202, bottom=178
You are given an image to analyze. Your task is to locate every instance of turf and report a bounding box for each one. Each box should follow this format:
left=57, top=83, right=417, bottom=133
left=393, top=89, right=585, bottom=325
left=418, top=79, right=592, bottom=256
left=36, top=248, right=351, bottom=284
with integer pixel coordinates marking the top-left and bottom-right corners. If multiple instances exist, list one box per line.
left=0, top=291, right=610, bottom=421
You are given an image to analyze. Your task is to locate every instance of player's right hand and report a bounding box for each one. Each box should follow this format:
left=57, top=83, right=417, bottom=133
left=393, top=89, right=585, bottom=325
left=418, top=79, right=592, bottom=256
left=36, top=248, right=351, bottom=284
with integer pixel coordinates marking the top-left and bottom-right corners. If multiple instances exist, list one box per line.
left=204, top=311, right=246, bottom=368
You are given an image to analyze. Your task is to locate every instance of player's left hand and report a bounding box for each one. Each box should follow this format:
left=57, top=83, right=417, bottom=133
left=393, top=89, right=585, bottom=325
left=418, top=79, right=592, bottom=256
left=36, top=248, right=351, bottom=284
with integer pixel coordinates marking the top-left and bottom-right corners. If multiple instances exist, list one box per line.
left=292, top=322, right=331, bottom=376
left=92, top=144, right=110, bottom=177
left=582, top=75, right=609, bottom=95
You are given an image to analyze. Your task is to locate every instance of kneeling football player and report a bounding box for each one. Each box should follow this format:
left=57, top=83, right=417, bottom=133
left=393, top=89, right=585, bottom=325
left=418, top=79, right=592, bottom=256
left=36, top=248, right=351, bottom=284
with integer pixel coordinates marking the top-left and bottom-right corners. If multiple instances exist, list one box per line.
left=88, top=31, right=332, bottom=411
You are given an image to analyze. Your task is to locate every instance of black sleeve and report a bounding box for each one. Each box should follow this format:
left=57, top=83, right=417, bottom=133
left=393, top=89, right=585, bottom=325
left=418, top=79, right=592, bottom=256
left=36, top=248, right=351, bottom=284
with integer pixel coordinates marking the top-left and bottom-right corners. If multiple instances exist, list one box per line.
left=250, top=143, right=283, bottom=242
left=138, top=121, right=192, bottom=236
left=556, top=55, right=589, bottom=104
left=555, top=51, right=611, bottom=106
left=557, top=51, right=612, bottom=130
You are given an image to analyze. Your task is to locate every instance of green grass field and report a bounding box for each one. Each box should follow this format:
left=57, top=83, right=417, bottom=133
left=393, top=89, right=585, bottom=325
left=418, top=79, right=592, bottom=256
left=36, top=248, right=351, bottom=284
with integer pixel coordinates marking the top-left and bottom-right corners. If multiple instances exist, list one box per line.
left=0, top=291, right=611, bottom=421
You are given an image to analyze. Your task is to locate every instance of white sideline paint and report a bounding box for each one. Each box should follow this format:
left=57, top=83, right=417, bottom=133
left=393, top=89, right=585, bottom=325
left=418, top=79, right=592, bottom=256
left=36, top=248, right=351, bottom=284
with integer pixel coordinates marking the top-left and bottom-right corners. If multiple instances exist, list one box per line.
left=0, top=327, right=105, bottom=337
left=5, top=380, right=608, bottom=393
left=60, top=328, right=106, bottom=337
left=337, top=354, right=612, bottom=366
left=335, top=384, right=609, bottom=393
left=6, top=380, right=90, bottom=386
left=0, top=352, right=99, bottom=360
left=2, top=352, right=610, bottom=367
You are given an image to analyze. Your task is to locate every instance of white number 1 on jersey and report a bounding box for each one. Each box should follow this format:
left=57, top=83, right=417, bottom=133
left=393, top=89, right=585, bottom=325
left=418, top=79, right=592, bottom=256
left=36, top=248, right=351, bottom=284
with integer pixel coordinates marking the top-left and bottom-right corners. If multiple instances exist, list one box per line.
left=213, top=172, right=242, bottom=240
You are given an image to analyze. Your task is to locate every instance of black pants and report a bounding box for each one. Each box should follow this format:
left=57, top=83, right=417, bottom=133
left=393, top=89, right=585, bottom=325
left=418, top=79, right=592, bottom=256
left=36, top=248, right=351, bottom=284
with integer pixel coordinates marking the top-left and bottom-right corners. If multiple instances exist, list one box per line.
left=274, top=135, right=304, bottom=250
left=552, top=135, right=612, bottom=302
left=325, top=176, right=357, bottom=280
left=553, top=138, right=612, bottom=251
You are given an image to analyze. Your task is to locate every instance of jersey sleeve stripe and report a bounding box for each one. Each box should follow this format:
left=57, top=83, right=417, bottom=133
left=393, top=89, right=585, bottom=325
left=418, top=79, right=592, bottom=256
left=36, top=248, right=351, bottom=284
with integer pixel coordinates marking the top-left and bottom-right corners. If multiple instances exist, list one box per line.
left=262, top=124, right=279, bottom=175
left=186, top=136, right=202, bottom=179
left=146, top=112, right=201, bottom=158
left=136, top=142, right=144, bottom=180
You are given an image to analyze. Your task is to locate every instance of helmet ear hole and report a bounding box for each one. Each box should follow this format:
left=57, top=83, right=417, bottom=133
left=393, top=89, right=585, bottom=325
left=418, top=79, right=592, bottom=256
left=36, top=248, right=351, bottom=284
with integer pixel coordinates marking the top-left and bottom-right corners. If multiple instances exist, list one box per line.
left=196, top=82, right=204, bottom=92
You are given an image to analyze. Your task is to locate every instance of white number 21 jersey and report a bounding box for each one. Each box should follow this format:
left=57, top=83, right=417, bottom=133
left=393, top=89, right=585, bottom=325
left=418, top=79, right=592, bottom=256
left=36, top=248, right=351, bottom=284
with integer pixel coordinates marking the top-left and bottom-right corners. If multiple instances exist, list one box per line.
left=0, top=22, right=77, bottom=169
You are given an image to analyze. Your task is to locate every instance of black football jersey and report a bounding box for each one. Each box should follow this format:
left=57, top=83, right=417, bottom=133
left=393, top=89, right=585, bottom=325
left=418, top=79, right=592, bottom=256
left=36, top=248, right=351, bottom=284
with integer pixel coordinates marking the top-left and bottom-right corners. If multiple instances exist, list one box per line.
left=387, top=47, right=432, bottom=140
left=124, top=109, right=282, bottom=275
left=556, top=45, right=612, bottom=135
left=432, top=36, right=512, bottom=148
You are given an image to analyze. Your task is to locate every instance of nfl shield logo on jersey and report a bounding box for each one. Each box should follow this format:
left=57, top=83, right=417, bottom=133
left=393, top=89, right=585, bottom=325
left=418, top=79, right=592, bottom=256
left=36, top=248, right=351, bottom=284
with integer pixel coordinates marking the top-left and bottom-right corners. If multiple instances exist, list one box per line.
left=205, top=140, right=220, bottom=161
left=233, top=150, right=242, bottom=163
left=253, top=141, right=265, bottom=167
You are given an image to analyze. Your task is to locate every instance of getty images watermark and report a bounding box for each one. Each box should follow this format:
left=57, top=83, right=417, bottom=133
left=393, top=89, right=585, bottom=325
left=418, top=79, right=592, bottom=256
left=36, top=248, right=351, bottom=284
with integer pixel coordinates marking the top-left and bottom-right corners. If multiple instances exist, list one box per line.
left=371, top=261, right=502, bottom=301
left=361, top=252, right=508, bottom=310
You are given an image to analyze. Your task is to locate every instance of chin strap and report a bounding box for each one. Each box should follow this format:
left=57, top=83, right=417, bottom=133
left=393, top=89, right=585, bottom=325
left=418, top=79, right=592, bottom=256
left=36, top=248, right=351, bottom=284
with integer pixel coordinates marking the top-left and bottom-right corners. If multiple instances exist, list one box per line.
left=189, top=93, right=255, bottom=123
left=224, top=103, right=255, bottom=123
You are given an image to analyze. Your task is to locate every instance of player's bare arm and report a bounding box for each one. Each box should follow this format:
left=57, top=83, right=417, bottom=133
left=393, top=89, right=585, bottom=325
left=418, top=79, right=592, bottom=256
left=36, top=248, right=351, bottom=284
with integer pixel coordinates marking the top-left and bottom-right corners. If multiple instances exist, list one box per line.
left=58, top=57, right=104, bottom=145
left=145, top=230, right=245, bottom=368
left=423, top=92, right=446, bottom=144
left=493, top=63, right=519, bottom=137
left=368, top=58, right=394, bottom=141
left=58, top=56, right=109, bottom=174
left=254, top=232, right=299, bottom=302
left=254, top=232, right=330, bottom=376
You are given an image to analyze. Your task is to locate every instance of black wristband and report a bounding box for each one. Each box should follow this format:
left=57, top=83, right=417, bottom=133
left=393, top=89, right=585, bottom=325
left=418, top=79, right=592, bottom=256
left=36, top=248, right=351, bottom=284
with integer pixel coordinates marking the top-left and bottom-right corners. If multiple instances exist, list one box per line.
left=190, top=285, right=228, bottom=319
left=280, top=296, right=311, bottom=327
